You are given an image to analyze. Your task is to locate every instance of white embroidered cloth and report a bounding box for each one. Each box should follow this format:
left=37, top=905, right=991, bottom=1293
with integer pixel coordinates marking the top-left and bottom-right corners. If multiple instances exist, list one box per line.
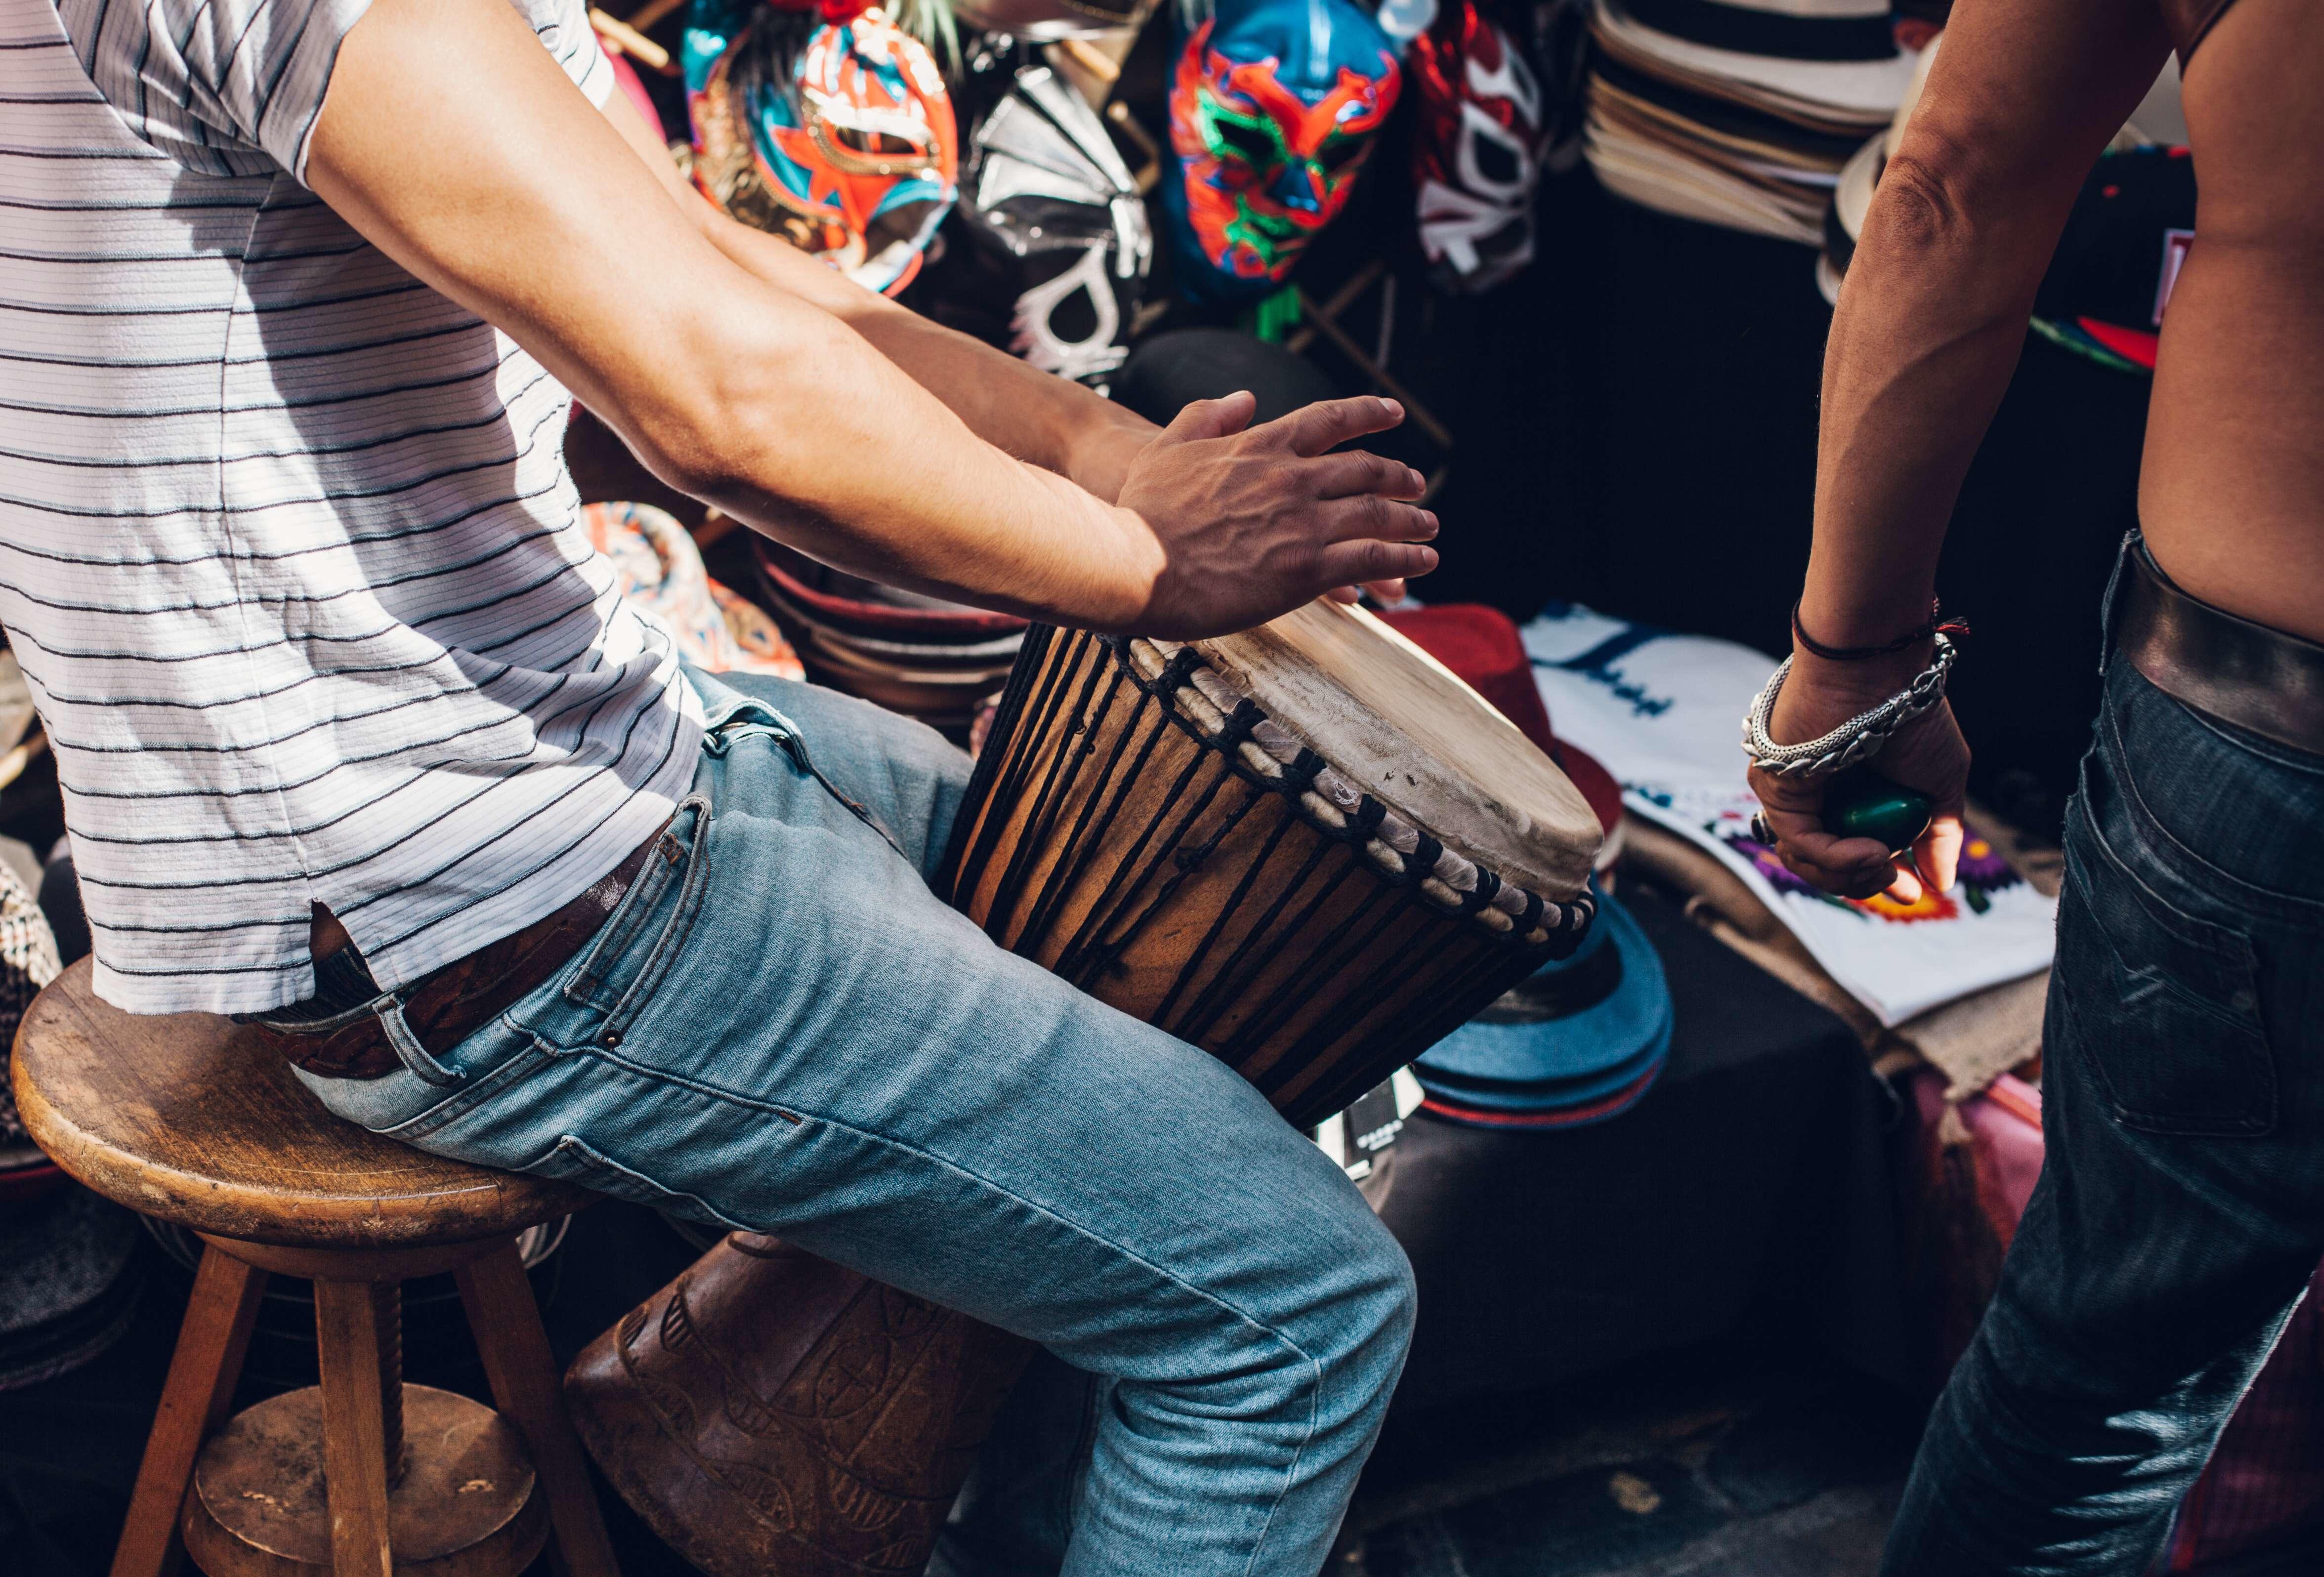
left=1524, top=604, right=2055, bottom=1025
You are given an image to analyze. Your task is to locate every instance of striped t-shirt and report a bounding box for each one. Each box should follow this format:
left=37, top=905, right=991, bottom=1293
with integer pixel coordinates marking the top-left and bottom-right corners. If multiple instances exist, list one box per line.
left=0, top=0, right=701, bottom=1015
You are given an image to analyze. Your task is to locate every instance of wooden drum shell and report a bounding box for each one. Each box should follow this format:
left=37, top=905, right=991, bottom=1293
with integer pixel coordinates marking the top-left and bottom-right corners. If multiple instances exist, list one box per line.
left=942, top=626, right=1576, bottom=1130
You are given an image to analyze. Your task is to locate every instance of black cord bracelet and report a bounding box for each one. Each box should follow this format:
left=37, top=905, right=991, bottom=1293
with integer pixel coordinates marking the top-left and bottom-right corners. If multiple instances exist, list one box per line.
left=1791, top=598, right=1969, bottom=661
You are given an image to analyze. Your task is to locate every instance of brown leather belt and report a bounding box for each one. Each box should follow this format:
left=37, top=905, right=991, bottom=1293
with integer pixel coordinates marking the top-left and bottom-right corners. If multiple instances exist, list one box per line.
left=249, top=829, right=666, bottom=1081
left=2117, top=542, right=2324, bottom=758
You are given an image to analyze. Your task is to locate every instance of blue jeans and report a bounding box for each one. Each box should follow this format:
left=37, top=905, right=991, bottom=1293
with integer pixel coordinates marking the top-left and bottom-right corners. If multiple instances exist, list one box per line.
left=1885, top=545, right=2324, bottom=1575
left=297, top=666, right=1415, bottom=1577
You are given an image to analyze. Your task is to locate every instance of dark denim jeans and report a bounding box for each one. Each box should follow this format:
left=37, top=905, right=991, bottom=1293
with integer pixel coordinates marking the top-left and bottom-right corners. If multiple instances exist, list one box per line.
left=1885, top=546, right=2324, bottom=1575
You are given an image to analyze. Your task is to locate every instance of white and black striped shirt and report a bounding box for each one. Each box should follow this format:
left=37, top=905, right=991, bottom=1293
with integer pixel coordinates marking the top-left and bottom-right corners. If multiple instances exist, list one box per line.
left=0, top=0, right=700, bottom=1014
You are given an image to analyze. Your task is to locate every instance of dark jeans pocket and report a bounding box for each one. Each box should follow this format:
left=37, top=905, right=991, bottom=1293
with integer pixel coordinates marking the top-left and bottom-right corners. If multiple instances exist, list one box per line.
left=2056, top=804, right=2275, bottom=1137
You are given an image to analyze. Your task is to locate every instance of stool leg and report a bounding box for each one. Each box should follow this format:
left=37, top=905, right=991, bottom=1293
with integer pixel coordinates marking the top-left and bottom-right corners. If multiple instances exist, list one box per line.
left=111, top=1246, right=265, bottom=1577
left=313, top=1279, right=398, bottom=1577
left=456, top=1239, right=621, bottom=1577
left=371, top=1283, right=407, bottom=1489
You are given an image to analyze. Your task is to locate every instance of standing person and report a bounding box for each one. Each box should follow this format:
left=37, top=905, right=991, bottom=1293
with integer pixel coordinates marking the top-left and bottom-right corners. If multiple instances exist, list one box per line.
left=1746, top=0, right=2324, bottom=1571
left=0, top=0, right=1446, bottom=1567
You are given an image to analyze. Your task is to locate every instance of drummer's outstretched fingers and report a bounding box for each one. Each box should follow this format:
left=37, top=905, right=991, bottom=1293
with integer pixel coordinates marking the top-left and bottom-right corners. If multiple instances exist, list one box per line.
left=1315, top=536, right=1439, bottom=591
left=1309, top=450, right=1428, bottom=500
left=1269, top=395, right=1407, bottom=456
left=1320, top=493, right=1438, bottom=545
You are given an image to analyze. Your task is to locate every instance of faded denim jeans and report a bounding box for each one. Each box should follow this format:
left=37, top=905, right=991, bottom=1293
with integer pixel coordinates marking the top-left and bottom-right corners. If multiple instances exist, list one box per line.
left=297, top=665, right=1415, bottom=1577
left=1885, top=540, right=2324, bottom=1575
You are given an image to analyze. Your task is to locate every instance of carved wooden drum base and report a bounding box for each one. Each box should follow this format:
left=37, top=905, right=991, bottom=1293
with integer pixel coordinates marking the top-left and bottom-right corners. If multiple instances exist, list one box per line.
left=565, top=1234, right=1031, bottom=1577
left=182, top=1384, right=546, bottom=1577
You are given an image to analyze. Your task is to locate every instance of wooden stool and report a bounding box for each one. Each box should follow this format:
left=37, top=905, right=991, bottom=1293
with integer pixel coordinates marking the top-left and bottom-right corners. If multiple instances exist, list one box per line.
left=10, top=958, right=620, bottom=1577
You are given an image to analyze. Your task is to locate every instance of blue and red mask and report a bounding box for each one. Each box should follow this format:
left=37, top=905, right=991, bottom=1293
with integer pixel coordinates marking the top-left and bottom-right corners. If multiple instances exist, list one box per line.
left=1162, top=0, right=1403, bottom=303
left=686, top=0, right=958, bottom=296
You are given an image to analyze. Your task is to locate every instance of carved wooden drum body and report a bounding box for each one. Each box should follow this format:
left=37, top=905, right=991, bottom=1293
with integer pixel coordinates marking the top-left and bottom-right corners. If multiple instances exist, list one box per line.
left=942, top=600, right=1604, bottom=1128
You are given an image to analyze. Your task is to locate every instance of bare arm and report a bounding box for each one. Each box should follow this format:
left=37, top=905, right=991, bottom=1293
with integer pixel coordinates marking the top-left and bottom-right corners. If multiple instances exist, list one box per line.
left=1752, top=0, right=2171, bottom=898
left=593, top=85, right=1160, bottom=504
left=306, top=0, right=1436, bottom=638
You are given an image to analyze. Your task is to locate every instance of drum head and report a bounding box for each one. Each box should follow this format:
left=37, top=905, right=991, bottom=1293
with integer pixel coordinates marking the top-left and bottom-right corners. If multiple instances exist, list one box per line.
left=1187, top=600, right=1601, bottom=900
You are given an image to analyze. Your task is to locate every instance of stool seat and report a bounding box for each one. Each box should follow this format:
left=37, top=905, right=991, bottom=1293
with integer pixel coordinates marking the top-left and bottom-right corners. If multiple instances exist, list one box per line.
left=11, top=958, right=592, bottom=1249
left=11, top=959, right=621, bottom=1576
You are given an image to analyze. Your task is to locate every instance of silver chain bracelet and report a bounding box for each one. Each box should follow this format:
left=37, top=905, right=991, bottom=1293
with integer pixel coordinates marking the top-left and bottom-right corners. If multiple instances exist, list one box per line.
left=1741, top=633, right=1957, bottom=780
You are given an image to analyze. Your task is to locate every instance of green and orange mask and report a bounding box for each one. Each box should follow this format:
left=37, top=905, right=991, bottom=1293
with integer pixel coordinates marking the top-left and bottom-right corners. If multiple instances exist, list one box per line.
left=1163, top=0, right=1402, bottom=302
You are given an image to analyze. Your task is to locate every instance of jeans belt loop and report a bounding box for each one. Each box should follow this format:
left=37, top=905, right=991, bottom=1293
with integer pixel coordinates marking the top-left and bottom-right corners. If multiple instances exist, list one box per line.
left=376, top=992, right=465, bottom=1088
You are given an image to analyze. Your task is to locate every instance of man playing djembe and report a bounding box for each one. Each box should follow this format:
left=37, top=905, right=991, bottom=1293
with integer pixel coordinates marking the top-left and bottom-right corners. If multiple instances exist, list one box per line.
left=1748, top=0, right=2324, bottom=1571
left=0, top=0, right=1445, bottom=1566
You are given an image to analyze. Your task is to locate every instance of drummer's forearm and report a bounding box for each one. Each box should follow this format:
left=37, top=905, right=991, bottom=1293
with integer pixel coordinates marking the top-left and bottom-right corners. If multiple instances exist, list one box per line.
left=715, top=464, right=1162, bottom=631
left=598, top=86, right=1160, bottom=503
left=795, top=284, right=1159, bottom=503
left=696, top=213, right=1157, bottom=500
left=1800, top=0, right=2168, bottom=648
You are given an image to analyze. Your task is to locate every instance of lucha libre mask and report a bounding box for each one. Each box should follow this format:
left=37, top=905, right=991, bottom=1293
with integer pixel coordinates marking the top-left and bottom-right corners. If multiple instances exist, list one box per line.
left=1163, top=0, right=1405, bottom=303
left=952, top=55, right=1152, bottom=387
left=1406, top=0, right=1551, bottom=293
left=686, top=0, right=958, bottom=296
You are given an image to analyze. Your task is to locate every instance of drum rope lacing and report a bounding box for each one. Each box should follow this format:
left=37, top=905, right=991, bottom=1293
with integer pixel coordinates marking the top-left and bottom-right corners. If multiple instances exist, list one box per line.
left=1128, top=639, right=1595, bottom=951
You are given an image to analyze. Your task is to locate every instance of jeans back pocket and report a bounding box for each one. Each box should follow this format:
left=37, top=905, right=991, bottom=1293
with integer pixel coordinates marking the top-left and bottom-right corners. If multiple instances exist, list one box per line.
left=2056, top=804, right=2275, bottom=1137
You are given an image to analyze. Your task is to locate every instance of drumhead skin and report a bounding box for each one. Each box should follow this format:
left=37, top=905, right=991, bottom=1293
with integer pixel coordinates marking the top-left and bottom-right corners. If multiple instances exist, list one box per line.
left=1185, top=601, right=1603, bottom=900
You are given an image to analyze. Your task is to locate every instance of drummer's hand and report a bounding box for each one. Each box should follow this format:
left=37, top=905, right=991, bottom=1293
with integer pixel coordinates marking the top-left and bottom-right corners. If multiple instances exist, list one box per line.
left=1115, top=391, right=1438, bottom=638
left=1745, top=650, right=1970, bottom=904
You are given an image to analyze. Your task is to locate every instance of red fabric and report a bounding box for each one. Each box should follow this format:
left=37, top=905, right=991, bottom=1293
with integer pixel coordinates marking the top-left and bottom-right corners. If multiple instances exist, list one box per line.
left=1899, top=1066, right=2324, bottom=1570
left=1555, top=742, right=1624, bottom=846
left=1376, top=604, right=1624, bottom=839
left=1904, top=1067, right=2045, bottom=1372
left=2168, top=1262, right=2324, bottom=1569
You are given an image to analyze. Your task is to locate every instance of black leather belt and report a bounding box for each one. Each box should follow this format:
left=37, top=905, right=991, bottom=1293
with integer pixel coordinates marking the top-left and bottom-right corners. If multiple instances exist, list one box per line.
left=2117, top=542, right=2324, bottom=758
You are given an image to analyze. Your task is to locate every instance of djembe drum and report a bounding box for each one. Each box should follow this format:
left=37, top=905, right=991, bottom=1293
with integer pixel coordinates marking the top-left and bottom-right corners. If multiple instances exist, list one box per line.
left=945, top=600, right=1601, bottom=1123
left=567, top=599, right=1603, bottom=1577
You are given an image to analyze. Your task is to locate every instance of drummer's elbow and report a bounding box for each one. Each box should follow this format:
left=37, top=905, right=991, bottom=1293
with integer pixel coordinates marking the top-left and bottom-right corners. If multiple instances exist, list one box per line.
left=624, top=306, right=865, bottom=505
